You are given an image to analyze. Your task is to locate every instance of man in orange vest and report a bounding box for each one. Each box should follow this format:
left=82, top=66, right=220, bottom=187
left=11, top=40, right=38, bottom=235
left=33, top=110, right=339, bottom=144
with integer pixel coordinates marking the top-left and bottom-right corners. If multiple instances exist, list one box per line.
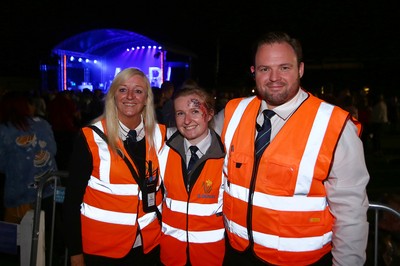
left=217, top=31, right=370, bottom=265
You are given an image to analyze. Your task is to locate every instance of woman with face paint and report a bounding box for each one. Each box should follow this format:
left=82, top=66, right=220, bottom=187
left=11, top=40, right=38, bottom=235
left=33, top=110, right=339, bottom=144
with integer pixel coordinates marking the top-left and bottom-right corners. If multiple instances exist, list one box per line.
left=158, top=86, right=226, bottom=266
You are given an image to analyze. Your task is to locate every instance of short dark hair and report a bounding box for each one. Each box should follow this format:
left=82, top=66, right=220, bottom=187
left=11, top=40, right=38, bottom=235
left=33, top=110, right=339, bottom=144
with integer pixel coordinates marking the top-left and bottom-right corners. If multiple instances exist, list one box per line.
left=251, top=31, right=303, bottom=66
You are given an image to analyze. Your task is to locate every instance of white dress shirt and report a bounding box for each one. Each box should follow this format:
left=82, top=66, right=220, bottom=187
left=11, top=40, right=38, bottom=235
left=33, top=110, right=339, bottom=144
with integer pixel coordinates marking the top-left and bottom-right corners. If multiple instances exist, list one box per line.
left=118, top=118, right=145, bottom=142
left=184, top=129, right=211, bottom=167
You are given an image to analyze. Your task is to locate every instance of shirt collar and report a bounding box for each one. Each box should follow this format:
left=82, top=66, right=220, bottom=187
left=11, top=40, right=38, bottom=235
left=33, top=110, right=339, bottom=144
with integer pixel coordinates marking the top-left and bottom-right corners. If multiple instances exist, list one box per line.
left=257, top=88, right=308, bottom=124
left=119, top=117, right=145, bottom=141
left=183, top=129, right=211, bottom=157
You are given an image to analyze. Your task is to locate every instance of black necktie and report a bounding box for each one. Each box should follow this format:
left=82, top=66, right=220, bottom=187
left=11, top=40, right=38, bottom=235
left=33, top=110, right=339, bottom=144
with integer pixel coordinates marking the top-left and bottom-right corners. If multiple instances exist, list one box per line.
left=255, top=110, right=275, bottom=159
left=127, top=130, right=137, bottom=142
left=187, top=146, right=199, bottom=172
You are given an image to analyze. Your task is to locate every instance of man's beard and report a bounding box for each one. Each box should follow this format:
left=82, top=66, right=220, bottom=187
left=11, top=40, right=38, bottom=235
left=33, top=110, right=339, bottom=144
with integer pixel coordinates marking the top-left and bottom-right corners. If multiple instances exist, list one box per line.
left=259, top=77, right=301, bottom=106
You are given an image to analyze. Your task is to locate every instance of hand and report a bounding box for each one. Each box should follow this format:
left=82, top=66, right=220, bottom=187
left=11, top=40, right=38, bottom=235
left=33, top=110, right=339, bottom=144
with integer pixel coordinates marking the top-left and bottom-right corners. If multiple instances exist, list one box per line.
left=70, top=254, right=85, bottom=266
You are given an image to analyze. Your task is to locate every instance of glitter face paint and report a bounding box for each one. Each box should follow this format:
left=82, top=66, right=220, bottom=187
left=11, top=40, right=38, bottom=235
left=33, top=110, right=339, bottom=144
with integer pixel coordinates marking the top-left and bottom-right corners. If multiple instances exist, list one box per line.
left=187, top=98, right=208, bottom=121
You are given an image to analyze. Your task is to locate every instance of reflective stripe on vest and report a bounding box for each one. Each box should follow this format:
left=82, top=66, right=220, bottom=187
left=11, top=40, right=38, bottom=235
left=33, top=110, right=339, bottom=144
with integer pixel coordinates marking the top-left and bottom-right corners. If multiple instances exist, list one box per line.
left=158, top=144, right=170, bottom=181
left=92, top=121, right=111, bottom=182
left=154, top=123, right=163, bottom=152
left=164, top=197, right=222, bottom=216
left=223, top=95, right=256, bottom=175
left=138, top=204, right=162, bottom=229
left=81, top=203, right=138, bottom=225
left=226, top=218, right=332, bottom=252
left=224, top=180, right=327, bottom=211
left=162, top=222, right=225, bottom=243
left=88, top=176, right=139, bottom=195
left=296, top=102, right=333, bottom=195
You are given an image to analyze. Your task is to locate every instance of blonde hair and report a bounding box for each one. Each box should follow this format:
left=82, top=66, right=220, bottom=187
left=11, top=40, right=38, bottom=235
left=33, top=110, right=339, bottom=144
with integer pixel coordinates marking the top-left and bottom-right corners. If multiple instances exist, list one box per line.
left=94, top=67, right=157, bottom=153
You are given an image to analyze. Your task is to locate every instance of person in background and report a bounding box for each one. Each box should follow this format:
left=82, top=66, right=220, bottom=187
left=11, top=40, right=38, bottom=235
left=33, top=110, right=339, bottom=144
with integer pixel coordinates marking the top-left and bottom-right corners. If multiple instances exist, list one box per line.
left=47, top=90, right=81, bottom=170
left=387, top=94, right=400, bottom=134
left=337, top=89, right=359, bottom=120
left=0, top=90, right=57, bottom=223
left=159, top=81, right=175, bottom=127
left=63, top=67, right=166, bottom=266
left=217, top=31, right=370, bottom=265
left=31, top=90, right=48, bottom=120
left=158, top=86, right=226, bottom=265
left=88, top=88, right=105, bottom=121
left=357, top=92, right=373, bottom=150
left=370, top=92, right=388, bottom=155
left=153, top=86, right=164, bottom=124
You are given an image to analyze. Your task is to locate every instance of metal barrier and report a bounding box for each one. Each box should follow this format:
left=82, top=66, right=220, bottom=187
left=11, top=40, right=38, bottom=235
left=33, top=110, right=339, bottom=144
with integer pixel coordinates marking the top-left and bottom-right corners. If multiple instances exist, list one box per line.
left=30, top=170, right=68, bottom=266
left=368, top=202, right=400, bottom=266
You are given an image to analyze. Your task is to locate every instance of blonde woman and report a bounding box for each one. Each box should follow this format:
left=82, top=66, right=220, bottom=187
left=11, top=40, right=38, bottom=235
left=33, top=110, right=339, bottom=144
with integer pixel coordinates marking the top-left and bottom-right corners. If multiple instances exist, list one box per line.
left=64, top=68, right=166, bottom=266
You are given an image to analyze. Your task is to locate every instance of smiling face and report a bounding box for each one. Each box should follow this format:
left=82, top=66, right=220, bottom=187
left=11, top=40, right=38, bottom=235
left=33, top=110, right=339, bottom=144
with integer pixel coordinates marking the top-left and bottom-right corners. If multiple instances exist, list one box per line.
left=114, top=74, right=148, bottom=127
left=174, top=94, right=213, bottom=145
left=251, top=42, right=304, bottom=108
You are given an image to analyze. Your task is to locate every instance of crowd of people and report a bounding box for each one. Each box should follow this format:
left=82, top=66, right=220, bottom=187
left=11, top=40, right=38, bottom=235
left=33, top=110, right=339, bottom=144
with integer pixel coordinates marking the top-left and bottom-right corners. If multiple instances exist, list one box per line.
left=0, top=30, right=399, bottom=265
left=318, top=87, right=398, bottom=156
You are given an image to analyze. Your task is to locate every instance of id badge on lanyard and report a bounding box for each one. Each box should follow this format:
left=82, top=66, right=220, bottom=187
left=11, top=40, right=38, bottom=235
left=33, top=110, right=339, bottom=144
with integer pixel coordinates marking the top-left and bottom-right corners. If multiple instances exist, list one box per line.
left=142, top=160, right=158, bottom=213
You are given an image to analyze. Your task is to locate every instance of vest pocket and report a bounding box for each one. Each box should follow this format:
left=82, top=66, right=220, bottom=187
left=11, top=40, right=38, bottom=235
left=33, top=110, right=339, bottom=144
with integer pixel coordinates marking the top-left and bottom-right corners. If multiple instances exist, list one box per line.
left=259, top=160, right=297, bottom=195
left=228, top=152, right=251, bottom=185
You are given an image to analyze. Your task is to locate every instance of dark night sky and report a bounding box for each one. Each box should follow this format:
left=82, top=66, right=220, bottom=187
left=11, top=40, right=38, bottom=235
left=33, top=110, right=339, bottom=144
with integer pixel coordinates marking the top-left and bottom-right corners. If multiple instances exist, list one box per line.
left=1, top=0, right=399, bottom=93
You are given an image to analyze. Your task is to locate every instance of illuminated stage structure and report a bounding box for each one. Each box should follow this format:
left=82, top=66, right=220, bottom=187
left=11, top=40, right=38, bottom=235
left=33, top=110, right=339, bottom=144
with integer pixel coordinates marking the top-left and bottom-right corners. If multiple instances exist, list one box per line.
left=45, top=29, right=196, bottom=92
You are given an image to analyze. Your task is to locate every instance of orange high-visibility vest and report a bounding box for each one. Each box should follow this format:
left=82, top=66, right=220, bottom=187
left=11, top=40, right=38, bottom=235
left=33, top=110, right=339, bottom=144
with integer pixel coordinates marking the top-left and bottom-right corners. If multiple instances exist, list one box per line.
left=158, top=144, right=225, bottom=266
left=222, top=92, right=361, bottom=265
left=81, top=120, right=165, bottom=258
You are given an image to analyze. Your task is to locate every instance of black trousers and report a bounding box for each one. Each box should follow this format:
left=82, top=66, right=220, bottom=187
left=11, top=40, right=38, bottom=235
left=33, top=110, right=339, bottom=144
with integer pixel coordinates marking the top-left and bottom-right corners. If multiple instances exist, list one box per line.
left=223, top=240, right=333, bottom=266
left=84, top=245, right=160, bottom=266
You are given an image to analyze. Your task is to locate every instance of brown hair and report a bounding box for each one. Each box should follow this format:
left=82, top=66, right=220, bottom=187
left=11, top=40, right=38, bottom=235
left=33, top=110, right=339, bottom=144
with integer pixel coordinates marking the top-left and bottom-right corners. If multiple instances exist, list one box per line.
left=252, top=31, right=303, bottom=66
left=0, top=91, right=33, bottom=131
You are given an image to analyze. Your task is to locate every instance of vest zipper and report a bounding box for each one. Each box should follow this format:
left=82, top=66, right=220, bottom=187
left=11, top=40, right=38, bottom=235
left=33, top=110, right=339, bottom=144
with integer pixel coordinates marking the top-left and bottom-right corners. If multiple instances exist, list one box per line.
left=247, top=152, right=262, bottom=248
